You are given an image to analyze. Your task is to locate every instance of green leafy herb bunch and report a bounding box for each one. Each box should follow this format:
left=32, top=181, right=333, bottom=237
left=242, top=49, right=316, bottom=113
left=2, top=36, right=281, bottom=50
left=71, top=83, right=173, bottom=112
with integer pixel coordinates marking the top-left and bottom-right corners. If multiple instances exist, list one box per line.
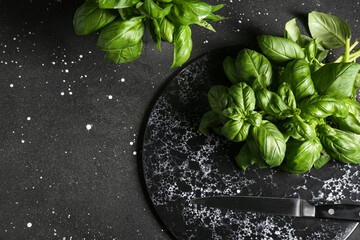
left=73, top=0, right=226, bottom=68
left=199, top=11, right=360, bottom=173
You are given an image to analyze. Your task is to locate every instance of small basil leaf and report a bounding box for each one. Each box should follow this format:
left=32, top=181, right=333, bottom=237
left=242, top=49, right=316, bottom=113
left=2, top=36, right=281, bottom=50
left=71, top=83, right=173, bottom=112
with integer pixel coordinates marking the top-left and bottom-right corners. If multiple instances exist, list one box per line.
left=247, top=111, right=262, bottom=127
left=291, top=115, right=317, bottom=140
left=157, top=0, right=173, bottom=3
left=308, top=11, right=351, bottom=49
left=354, top=73, right=360, bottom=89
left=138, top=0, right=172, bottom=19
left=204, top=13, right=227, bottom=22
left=146, top=18, right=162, bottom=51
left=316, top=49, right=328, bottom=62
left=199, top=110, right=221, bottom=135
left=228, top=82, right=256, bottom=112
left=284, top=18, right=303, bottom=46
left=253, top=76, right=292, bottom=120
left=304, top=40, right=318, bottom=62
left=280, top=59, right=317, bottom=101
left=318, top=124, right=360, bottom=164
left=313, top=149, right=331, bottom=170
left=248, top=120, right=286, bottom=167
left=312, top=63, right=360, bottom=100
left=257, top=35, right=305, bottom=63
left=277, top=82, right=296, bottom=109
left=332, top=113, right=360, bottom=134
left=211, top=4, right=226, bottom=12
left=280, top=138, right=322, bottom=174
left=167, top=0, right=212, bottom=26
left=97, top=18, right=145, bottom=51
left=195, top=20, right=216, bottom=32
left=118, top=7, right=142, bottom=20
left=159, top=18, right=175, bottom=43
left=234, top=49, right=273, bottom=87
left=104, top=40, right=143, bottom=63
left=171, top=25, right=192, bottom=68
left=280, top=120, right=303, bottom=141
left=221, top=107, right=244, bottom=120
left=223, top=56, right=241, bottom=84
left=299, top=95, right=349, bottom=120
left=99, top=0, right=141, bottom=9
left=208, top=85, right=231, bottom=114
left=73, top=1, right=117, bottom=35
left=221, top=119, right=251, bottom=142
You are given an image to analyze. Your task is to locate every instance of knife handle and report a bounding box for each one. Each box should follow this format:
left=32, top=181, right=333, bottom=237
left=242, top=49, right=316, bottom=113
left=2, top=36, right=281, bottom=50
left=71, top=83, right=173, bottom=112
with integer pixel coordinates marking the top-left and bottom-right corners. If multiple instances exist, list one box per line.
left=315, top=204, right=360, bottom=221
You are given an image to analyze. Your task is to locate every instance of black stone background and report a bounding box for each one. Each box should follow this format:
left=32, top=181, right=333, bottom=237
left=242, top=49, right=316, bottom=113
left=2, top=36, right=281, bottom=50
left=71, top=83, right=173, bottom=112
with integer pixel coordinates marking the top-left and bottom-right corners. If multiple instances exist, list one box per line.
left=0, top=0, right=359, bottom=239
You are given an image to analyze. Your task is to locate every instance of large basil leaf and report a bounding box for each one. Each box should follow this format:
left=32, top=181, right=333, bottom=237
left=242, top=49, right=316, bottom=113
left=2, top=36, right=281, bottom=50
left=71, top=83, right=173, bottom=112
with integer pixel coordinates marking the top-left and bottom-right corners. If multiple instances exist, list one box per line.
left=332, top=113, right=360, bottom=134
left=223, top=56, right=241, bottom=84
left=253, top=76, right=292, bottom=119
left=221, top=119, right=251, bottom=142
left=248, top=120, right=286, bottom=167
left=312, top=63, right=360, bottom=100
left=284, top=18, right=303, bottom=46
left=280, top=59, right=317, bottom=101
left=299, top=95, right=348, bottom=120
left=277, top=82, right=296, bottom=109
left=99, top=0, right=140, bottom=8
left=97, top=17, right=145, bottom=51
left=199, top=110, right=221, bottom=135
left=104, top=40, right=143, bottom=63
left=236, top=142, right=268, bottom=171
left=280, top=138, right=322, bottom=174
left=234, top=49, right=273, bottom=87
left=318, top=124, right=360, bottom=164
left=171, top=25, right=192, bottom=68
left=167, top=0, right=212, bottom=26
left=308, top=11, right=351, bottom=49
left=73, top=1, right=117, bottom=35
left=208, top=85, right=231, bottom=114
left=138, top=0, right=172, bottom=19
left=228, top=82, right=256, bottom=112
left=159, top=18, right=175, bottom=43
left=257, top=35, right=305, bottom=62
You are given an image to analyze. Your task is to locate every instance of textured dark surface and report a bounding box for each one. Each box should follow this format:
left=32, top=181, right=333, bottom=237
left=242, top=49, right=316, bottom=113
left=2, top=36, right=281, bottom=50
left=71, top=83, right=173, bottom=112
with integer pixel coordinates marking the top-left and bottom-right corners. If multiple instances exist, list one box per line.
left=1, top=0, right=360, bottom=239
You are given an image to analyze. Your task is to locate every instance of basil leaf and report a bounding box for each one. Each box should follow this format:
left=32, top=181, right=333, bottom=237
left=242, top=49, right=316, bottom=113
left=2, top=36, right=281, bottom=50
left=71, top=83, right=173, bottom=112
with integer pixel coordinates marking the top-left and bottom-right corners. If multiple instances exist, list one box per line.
left=313, top=149, right=331, bottom=170
left=146, top=18, right=162, bottom=51
left=222, top=119, right=251, bottom=142
left=97, top=18, right=145, bottom=51
left=236, top=142, right=268, bottom=170
left=280, top=138, right=322, bottom=174
left=99, top=0, right=140, bottom=9
left=159, top=18, right=175, bottom=43
left=223, top=56, right=241, bottom=84
left=118, top=7, right=142, bottom=20
left=167, top=0, right=212, bottom=25
left=157, top=0, right=173, bottom=3
left=253, top=76, right=292, bottom=119
left=171, top=25, right=192, bottom=68
left=248, top=120, right=286, bottom=167
left=291, top=115, right=317, bottom=140
left=308, top=11, right=351, bottom=49
left=280, top=59, right=317, bottom=101
left=280, top=120, right=303, bottom=141
left=204, top=13, right=227, bottom=22
left=318, top=124, right=360, bottom=164
left=104, top=40, right=143, bottom=63
left=73, top=1, right=117, bottom=35
left=277, top=82, right=296, bottom=109
left=312, top=63, right=360, bottom=100
left=304, top=40, right=318, bottom=62
left=138, top=0, right=172, bottom=19
left=247, top=111, right=262, bottom=127
left=199, top=110, right=221, bottom=135
left=195, top=20, right=216, bottom=32
left=211, top=4, right=226, bottom=12
left=228, top=82, right=256, bottom=112
left=284, top=18, right=303, bottom=46
left=257, top=35, right=305, bottom=63
left=299, top=95, right=349, bottom=120
left=208, top=85, right=231, bottom=115
left=354, top=73, right=360, bottom=89
left=332, top=113, right=360, bottom=134
left=234, top=49, right=273, bottom=87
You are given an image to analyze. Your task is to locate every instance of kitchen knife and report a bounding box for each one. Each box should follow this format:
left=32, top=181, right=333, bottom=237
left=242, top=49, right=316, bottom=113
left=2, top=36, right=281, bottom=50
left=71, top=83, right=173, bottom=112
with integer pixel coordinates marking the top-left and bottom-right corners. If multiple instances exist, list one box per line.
left=191, top=196, right=360, bottom=221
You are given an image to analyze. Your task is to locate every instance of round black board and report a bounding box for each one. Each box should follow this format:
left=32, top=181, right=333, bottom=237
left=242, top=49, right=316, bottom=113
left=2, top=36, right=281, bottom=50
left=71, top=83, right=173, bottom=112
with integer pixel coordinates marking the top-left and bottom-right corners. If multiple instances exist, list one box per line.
left=142, top=49, right=359, bottom=239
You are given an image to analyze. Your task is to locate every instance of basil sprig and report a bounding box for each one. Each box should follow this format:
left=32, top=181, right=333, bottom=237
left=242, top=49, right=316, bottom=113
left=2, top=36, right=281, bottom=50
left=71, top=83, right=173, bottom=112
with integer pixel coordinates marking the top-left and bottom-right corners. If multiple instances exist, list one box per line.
left=73, top=0, right=226, bottom=67
left=201, top=11, right=360, bottom=174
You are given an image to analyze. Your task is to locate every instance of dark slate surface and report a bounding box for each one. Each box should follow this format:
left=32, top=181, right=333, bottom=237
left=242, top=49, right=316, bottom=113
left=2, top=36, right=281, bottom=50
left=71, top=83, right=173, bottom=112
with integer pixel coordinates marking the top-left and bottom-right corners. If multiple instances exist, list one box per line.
left=0, top=0, right=360, bottom=239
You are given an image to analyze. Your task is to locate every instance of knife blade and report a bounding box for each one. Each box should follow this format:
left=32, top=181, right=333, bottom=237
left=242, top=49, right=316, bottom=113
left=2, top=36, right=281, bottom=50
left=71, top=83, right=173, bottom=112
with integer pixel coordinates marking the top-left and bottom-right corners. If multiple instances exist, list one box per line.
left=191, top=196, right=360, bottom=221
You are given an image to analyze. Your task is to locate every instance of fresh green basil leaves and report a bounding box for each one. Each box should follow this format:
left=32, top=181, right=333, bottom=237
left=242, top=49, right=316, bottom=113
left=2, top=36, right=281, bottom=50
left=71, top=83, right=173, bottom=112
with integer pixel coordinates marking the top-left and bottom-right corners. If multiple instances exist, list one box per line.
left=73, top=0, right=226, bottom=66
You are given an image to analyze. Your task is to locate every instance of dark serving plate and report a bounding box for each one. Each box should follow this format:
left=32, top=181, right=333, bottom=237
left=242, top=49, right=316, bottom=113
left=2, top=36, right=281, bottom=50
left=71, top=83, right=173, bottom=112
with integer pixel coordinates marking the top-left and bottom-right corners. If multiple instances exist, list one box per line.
left=142, top=48, right=360, bottom=239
